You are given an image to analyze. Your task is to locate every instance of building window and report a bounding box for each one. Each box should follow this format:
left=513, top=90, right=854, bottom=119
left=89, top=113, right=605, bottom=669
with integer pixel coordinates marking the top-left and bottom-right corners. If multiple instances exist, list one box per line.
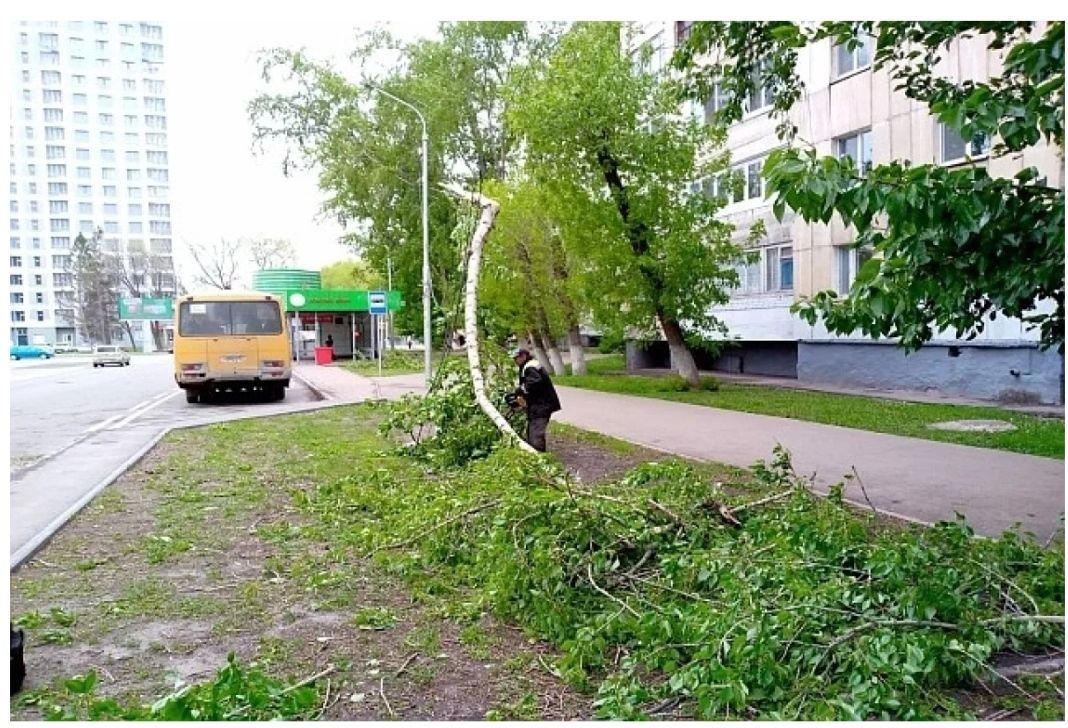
left=836, top=245, right=874, bottom=294
left=47, top=164, right=67, bottom=178
left=703, top=82, right=733, bottom=125
left=35, top=311, right=46, bottom=322
left=11, top=256, right=23, bottom=268
left=835, top=129, right=873, bottom=176
left=77, top=166, right=92, bottom=179
left=103, top=185, right=117, bottom=197
left=43, top=108, right=63, bottom=122
left=52, top=255, right=71, bottom=268
left=127, top=169, right=141, bottom=181
left=49, top=200, right=68, bottom=213
left=834, top=33, right=874, bottom=77
left=12, top=312, right=26, bottom=323
left=11, top=275, right=24, bottom=286
left=128, top=203, right=143, bottom=216
left=128, top=186, right=142, bottom=198
left=42, top=89, right=62, bottom=103
left=99, top=113, right=114, bottom=126
left=101, top=167, right=116, bottom=180
left=103, top=203, right=118, bottom=215
left=32, top=256, right=42, bottom=267
left=35, top=292, right=45, bottom=304
left=939, top=124, right=991, bottom=164
left=746, top=59, right=775, bottom=114
left=45, top=145, right=65, bottom=160
left=78, top=202, right=93, bottom=214
left=73, top=92, right=88, bottom=106
left=73, top=111, right=89, bottom=124
left=77, top=185, right=92, bottom=196
left=51, top=237, right=71, bottom=250
left=764, top=245, right=794, bottom=292
left=50, top=219, right=70, bottom=232
left=75, top=130, right=90, bottom=142
left=11, top=293, right=24, bottom=304
left=731, top=256, right=763, bottom=295
left=130, top=222, right=143, bottom=233
left=76, top=148, right=90, bottom=161
left=675, top=21, right=694, bottom=45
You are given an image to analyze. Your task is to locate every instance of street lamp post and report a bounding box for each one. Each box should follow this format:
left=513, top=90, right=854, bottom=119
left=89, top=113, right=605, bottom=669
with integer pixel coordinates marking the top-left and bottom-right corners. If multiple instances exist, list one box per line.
left=365, top=84, right=431, bottom=386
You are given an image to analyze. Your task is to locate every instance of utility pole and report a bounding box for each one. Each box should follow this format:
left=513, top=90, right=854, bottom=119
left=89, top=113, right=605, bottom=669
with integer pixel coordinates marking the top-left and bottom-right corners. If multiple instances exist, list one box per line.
left=365, top=84, right=432, bottom=386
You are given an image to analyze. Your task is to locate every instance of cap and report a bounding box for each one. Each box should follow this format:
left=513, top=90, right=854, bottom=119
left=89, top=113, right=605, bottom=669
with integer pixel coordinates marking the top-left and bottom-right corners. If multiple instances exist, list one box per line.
left=508, top=346, right=528, bottom=358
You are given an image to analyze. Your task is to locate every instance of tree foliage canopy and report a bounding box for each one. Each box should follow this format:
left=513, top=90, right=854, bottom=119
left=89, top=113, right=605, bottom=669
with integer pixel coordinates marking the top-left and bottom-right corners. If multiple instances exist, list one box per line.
left=506, top=22, right=742, bottom=380
left=674, top=21, right=1065, bottom=351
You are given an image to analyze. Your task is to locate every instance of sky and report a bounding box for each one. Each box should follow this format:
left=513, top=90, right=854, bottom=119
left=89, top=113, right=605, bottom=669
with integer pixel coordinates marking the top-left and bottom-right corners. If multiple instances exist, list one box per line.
left=163, top=18, right=439, bottom=287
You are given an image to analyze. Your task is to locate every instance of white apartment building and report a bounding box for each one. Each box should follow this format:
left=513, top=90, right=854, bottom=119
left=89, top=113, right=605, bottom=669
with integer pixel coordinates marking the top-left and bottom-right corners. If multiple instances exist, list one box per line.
left=627, top=21, right=1063, bottom=404
left=9, top=20, right=175, bottom=350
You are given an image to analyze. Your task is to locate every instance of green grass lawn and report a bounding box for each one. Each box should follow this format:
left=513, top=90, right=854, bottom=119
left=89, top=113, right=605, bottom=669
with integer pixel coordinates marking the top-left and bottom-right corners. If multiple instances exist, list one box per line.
left=561, top=355, right=1064, bottom=459
left=342, top=349, right=447, bottom=377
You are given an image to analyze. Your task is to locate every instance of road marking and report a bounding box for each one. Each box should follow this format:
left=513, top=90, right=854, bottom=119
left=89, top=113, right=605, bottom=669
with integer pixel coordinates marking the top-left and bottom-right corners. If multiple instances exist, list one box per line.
left=106, top=390, right=181, bottom=430
left=85, top=391, right=173, bottom=433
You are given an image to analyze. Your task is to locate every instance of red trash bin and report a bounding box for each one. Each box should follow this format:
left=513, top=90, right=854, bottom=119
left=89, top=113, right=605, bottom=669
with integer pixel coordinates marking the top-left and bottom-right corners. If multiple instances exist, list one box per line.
left=314, top=346, right=334, bottom=365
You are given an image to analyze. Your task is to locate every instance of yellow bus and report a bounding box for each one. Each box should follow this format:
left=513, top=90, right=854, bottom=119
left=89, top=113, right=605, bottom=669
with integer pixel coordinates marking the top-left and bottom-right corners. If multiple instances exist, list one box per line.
left=173, top=291, right=292, bottom=404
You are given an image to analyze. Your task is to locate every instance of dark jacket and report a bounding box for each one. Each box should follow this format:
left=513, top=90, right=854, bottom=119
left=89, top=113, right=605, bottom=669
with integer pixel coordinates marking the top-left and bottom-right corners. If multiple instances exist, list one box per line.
left=518, top=359, right=562, bottom=418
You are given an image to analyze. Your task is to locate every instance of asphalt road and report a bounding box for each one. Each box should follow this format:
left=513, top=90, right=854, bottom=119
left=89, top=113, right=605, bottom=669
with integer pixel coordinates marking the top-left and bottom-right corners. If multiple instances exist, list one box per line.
left=9, top=354, right=324, bottom=565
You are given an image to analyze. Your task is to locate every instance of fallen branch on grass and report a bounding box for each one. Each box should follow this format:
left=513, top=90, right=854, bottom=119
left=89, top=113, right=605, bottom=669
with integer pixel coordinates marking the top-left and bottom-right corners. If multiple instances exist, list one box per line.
left=366, top=499, right=502, bottom=556
left=394, top=652, right=419, bottom=678
left=379, top=676, right=395, bottom=718
left=281, top=663, right=336, bottom=696
left=587, top=562, right=640, bottom=619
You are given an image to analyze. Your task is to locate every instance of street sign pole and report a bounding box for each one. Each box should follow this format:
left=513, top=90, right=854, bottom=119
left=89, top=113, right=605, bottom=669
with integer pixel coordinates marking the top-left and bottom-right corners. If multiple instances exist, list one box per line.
left=377, top=314, right=383, bottom=377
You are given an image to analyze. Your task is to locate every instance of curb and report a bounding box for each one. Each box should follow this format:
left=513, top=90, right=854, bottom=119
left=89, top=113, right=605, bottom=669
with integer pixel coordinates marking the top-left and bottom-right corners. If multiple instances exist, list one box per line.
left=291, top=368, right=329, bottom=402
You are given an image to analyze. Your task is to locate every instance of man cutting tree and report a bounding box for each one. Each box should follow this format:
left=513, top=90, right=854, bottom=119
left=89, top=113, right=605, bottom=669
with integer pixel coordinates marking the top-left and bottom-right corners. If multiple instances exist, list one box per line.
left=507, top=347, right=562, bottom=452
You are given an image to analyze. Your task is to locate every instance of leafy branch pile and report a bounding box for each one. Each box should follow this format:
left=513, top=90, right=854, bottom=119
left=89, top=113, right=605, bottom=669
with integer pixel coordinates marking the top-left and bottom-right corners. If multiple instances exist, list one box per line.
left=330, top=399, right=1064, bottom=718
left=379, top=350, right=524, bottom=466
left=23, top=654, right=322, bottom=721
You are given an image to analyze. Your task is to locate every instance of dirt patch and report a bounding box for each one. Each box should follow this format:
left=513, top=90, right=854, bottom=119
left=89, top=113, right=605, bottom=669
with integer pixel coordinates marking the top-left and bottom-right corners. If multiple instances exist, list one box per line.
left=549, top=427, right=661, bottom=483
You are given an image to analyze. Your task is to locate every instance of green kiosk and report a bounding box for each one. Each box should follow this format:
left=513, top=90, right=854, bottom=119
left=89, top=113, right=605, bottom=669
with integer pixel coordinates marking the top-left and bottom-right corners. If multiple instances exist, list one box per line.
left=252, top=269, right=404, bottom=361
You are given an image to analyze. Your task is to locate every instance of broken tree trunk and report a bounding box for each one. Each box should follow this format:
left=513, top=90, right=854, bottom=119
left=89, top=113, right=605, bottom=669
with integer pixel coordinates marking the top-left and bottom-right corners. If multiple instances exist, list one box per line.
left=440, top=183, right=536, bottom=455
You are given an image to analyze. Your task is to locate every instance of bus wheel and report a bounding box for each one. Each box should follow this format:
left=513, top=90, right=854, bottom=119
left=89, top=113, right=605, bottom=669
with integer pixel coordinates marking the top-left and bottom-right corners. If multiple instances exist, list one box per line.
left=185, top=389, right=200, bottom=404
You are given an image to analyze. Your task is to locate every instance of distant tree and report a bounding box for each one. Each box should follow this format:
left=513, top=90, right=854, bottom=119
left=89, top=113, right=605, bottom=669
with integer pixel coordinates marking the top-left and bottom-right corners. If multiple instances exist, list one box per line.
left=65, top=229, right=121, bottom=345
left=674, top=21, right=1065, bottom=352
left=321, top=259, right=381, bottom=290
left=187, top=238, right=243, bottom=291
left=114, top=242, right=177, bottom=350
left=248, top=237, right=296, bottom=270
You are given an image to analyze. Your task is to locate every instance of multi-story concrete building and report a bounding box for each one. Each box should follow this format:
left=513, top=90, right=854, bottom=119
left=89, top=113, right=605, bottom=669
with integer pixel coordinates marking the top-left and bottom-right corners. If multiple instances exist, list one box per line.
left=628, top=21, right=1063, bottom=404
left=9, top=20, right=175, bottom=350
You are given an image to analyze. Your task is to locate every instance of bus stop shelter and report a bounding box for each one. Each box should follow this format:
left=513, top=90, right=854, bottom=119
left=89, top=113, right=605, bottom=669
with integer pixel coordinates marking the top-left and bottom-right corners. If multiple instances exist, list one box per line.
left=280, top=289, right=403, bottom=361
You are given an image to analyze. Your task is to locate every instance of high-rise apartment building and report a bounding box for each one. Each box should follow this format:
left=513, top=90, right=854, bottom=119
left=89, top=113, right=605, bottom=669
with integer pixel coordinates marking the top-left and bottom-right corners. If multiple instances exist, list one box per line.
left=9, top=20, right=175, bottom=350
left=626, top=22, right=1063, bottom=404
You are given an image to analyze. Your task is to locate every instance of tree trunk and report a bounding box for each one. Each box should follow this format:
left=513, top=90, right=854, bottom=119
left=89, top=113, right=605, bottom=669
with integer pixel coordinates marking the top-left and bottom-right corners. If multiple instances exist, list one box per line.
left=150, top=321, right=164, bottom=350
left=659, top=314, right=700, bottom=388
left=568, top=325, right=587, bottom=375
left=528, top=331, right=552, bottom=373
left=123, top=322, right=137, bottom=351
left=442, top=183, right=535, bottom=454
left=542, top=332, right=566, bottom=375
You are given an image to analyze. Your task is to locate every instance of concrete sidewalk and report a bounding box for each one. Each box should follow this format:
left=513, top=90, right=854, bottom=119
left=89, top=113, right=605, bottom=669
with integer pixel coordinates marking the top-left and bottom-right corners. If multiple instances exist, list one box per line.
left=292, top=364, right=1065, bottom=541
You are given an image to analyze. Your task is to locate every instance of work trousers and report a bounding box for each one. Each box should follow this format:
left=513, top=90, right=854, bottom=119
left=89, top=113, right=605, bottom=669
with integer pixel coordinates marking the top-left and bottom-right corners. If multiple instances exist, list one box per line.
left=526, top=415, right=551, bottom=452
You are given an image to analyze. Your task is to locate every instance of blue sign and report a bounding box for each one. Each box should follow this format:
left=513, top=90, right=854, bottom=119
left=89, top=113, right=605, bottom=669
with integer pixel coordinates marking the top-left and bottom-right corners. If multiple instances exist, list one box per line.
left=368, top=291, right=388, bottom=315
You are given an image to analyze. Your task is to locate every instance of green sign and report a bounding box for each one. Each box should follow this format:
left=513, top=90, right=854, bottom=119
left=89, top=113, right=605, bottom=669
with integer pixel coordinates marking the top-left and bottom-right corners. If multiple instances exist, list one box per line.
left=119, top=296, right=174, bottom=320
left=283, top=289, right=403, bottom=312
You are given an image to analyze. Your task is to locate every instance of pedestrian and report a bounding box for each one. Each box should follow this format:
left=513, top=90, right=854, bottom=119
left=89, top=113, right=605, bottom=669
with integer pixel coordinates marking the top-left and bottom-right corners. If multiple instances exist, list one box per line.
left=508, top=347, right=561, bottom=453
left=407, top=336, right=412, bottom=350
left=325, top=334, right=334, bottom=349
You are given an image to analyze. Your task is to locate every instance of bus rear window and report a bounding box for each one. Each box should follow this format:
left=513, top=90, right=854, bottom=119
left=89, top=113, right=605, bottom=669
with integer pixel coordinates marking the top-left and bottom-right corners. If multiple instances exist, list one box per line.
left=179, top=301, right=282, bottom=336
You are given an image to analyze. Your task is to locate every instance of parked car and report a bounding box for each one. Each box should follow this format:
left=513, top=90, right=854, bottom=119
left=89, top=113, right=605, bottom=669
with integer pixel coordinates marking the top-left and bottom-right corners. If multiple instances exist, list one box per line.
left=92, top=345, right=131, bottom=367
left=10, top=344, right=54, bottom=360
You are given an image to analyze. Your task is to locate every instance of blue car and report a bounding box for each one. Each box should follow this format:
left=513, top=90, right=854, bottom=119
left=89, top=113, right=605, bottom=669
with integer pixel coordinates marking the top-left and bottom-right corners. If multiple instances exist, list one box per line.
left=10, top=344, right=54, bottom=360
